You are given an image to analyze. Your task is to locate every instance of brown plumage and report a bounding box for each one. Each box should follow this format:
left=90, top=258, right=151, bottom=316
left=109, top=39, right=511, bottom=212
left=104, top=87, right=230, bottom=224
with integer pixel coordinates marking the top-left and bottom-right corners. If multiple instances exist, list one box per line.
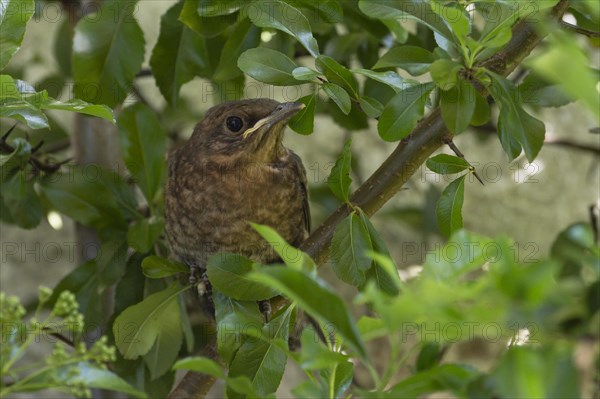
left=164, top=99, right=310, bottom=285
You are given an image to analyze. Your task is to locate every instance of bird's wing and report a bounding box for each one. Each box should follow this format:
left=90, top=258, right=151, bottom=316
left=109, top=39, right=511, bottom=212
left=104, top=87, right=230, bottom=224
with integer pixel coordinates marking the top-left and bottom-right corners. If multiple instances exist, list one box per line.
left=289, top=150, right=311, bottom=235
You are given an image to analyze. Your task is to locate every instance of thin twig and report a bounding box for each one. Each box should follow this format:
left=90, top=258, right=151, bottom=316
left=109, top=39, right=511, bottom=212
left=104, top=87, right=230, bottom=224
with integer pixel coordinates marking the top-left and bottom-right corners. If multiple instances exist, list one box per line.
left=473, top=124, right=600, bottom=156
left=31, top=140, right=44, bottom=154
left=135, top=69, right=153, bottom=78
left=544, top=138, right=600, bottom=156
left=2, top=124, right=17, bottom=140
left=560, top=21, right=600, bottom=38
left=590, top=204, right=599, bottom=244
left=0, top=127, right=69, bottom=173
left=42, top=328, right=76, bottom=348
left=442, top=135, right=485, bottom=185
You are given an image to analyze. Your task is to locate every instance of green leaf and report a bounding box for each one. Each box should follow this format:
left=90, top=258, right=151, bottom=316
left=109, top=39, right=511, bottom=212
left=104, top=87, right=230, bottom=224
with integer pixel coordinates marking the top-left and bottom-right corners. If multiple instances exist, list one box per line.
left=0, top=170, right=42, bottom=229
left=0, top=74, right=20, bottom=99
left=356, top=316, right=386, bottom=341
left=54, top=19, right=72, bottom=77
left=0, top=76, right=114, bottom=128
left=430, top=59, right=463, bottom=90
left=207, top=252, right=279, bottom=301
left=238, top=47, right=300, bottom=86
left=481, top=25, right=512, bottom=50
left=195, top=0, right=242, bottom=16
left=227, top=305, right=293, bottom=399
left=470, top=90, right=491, bottom=126
left=477, top=2, right=519, bottom=39
left=416, top=342, right=443, bottom=372
left=422, top=230, right=494, bottom=281
left=297, top=326, right=348, bottom=370
left=289, top=93, right=316, bottom=135
left=352, top=68, right=414, bottom=93
left=250, top=223, right=315, bottom=272
left=431, top=3, right=470, bottom=39
left=321, top=360, right=353, bottom=399
left=47, top=260, right=102, bottom=325
left=214, top=19, right=261, bottom=81
left=143, top=370, right=175, bottom=399
left=316, top=55, right=358, bottom=98
left=381, top=18, right=408, bottom=43
left=388, top=364, right=480, bottom=397
left=292, top=380, right=326, bottom=398
left=56, top=363, right=148, bottom=399
left=550, top=223, right=599, bottom=273
left=488, top=72, right=545, bottom=161
left=97, top=238, right=128, bottom=285
left=150, top=1, right=210, bottom=106
left=358, top=211, right=401, bottom=296
left=173, top=357, right=226, bottom=379
left=492, top=347, right=580, bottom=399
left=330, top=212, right=372, bottom=286
left=327, top=139, right=352, bottom=202
left=329, top=101, right=368, bottom=131
left=0, top=101, right=49, bottom=129
left=0, top=0, right=35, bottom=70
left=1, top=76, right=114, bottom=126
left=143, top=298, right=183, bottom=379
left=249, top=266, right=366, bottom=359
left=322, top=82, right=351, bottom=115
left=377, top=82, right=435, bottom=141
left=249, top=0, right=319, bottom=57
left=72, top=0, right=145, bottom=107
left=359, top=96, right=384, bottom=118
left=226, top=376, right=263, bottom=398
left=213, top=292, right=263, bottom=365
left=358, top=0, right=452, bottom=39
left=142, top=256, right=188, bottom=279
left=292, top=66, right=320, bottom=81
left=324, top=33, right=363, bottom=63
left=440, top=79, right=476, bottom=134
left=41, top=99, right=114, bottom=122
left=436, top=175, right=466, bottom=237
left=518, top=72, right=572, bottom=108
left=113, top=283, right=188, bottom=359
left=0, top=137, right=31, bottom=181
left=526, top=32, right=598, bottom=116
left=114, top=253, right=146, bottom=316
left=118, top=103, right=167, bottom=204
left=41, top=167, right=139, bottom=230
left=179, top=0, right=238, bottom=37
left=127, top=217, right=165, bottom=253
left=426, top=154, right=470, bottom=175
left=373, top=46, right=435, bottom=76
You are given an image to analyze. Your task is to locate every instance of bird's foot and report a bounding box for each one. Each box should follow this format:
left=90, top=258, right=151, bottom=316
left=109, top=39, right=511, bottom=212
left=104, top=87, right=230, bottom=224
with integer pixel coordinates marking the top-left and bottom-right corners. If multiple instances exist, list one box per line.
left=259, top=300, right=271, bottom=323
left=197, top=270, right=213, bottom=297
left=188, top=263, right=200, bottom=287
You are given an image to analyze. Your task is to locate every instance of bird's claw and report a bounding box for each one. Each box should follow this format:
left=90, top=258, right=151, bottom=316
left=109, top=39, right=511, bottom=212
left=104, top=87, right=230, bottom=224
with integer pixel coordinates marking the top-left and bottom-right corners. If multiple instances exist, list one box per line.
left=259, top=300, right=271, bottom=323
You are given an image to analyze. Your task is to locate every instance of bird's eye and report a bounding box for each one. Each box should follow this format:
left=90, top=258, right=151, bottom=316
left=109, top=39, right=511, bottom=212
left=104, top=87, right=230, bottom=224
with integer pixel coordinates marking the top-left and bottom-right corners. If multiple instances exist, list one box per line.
left=226, top=116, right=243, bottom=132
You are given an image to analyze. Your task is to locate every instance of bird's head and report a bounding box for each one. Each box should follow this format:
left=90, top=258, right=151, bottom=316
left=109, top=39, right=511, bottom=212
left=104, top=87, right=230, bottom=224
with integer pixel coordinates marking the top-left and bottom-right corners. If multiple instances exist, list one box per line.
left=190, top=99, right=304, bottom=163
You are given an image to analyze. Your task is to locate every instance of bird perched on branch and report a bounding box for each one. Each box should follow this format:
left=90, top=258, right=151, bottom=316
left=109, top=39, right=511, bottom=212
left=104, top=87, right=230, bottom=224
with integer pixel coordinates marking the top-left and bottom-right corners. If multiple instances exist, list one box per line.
left=164, top=99, right=310, bottom=314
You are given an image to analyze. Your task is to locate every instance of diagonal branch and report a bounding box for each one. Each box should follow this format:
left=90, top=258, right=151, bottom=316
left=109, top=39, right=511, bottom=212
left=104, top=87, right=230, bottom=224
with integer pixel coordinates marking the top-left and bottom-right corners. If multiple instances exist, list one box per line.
left=302, top=0, right=570, bottom=264
left=169, top=1, right=570, bottom=397
left=560, top=20, right=600, bottom=38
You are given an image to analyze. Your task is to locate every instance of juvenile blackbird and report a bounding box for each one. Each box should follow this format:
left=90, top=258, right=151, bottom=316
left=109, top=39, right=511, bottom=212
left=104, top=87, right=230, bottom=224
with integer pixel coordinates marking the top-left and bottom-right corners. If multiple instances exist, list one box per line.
left=164, top=99, right=310, bottom=302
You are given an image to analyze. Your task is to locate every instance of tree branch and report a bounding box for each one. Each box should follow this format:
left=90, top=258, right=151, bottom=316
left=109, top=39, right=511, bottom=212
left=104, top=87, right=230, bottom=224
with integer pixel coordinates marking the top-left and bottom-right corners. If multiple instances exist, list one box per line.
left=303, top=1, right=570, bottom=264
left=560, top=20, right=600, bottom=38
left=170, top=1, right=571, bottom=397
left=544, top=138, right=600, bottom=155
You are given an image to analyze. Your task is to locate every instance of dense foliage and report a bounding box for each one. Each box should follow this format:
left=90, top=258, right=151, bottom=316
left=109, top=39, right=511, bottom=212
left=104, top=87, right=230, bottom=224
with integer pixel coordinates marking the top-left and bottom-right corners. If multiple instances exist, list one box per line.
left=1, top=0, right=598, bottom=398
